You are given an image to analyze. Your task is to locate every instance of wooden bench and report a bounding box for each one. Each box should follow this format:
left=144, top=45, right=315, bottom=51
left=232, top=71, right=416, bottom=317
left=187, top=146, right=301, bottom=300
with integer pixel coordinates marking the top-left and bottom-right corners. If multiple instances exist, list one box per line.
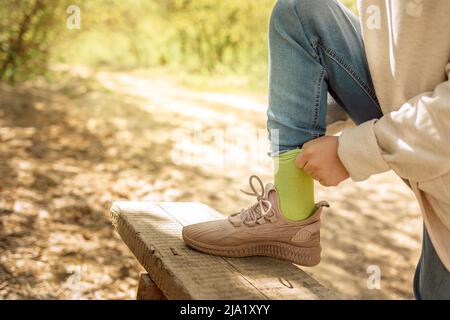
left=110, top=201, right=337, bottom=300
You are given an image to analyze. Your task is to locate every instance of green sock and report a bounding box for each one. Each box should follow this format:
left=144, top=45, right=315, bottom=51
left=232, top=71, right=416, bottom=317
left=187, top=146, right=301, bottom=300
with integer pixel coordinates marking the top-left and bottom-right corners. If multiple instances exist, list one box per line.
left=274, top=149, right=315, bottom=221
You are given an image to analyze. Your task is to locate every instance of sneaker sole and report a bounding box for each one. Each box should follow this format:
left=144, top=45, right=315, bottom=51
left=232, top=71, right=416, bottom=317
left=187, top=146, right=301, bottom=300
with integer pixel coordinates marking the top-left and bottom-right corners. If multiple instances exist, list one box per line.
left=182, top=233, right=321, bottom=267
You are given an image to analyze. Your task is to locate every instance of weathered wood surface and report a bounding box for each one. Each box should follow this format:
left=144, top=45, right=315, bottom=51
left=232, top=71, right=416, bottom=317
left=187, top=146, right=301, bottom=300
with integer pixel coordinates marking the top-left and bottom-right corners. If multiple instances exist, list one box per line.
left=110, top=201, right=337, bottom=300
left=136, top=273, right=167, bottom=300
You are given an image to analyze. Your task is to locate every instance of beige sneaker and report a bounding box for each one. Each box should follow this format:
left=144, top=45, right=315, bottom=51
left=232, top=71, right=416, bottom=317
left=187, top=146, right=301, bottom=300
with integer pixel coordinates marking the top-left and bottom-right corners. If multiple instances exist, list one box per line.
left=182, top=175, right=329, bottom=266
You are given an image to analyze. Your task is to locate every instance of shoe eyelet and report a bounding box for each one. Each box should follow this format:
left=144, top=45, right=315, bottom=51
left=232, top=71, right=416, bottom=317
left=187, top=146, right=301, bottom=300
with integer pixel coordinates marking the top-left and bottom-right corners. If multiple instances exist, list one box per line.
left=256, top=217, right=266, bottom=225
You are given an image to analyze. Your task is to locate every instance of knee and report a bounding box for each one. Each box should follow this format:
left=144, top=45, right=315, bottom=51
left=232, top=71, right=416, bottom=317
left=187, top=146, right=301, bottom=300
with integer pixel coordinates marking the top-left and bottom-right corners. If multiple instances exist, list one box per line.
left=270, top=0, right=330, bottom=33
left=272, top=0, right=329, bottom=19
left=269, top=0, right=299, bottom=37
left=270, top=0, right=298, bottom=27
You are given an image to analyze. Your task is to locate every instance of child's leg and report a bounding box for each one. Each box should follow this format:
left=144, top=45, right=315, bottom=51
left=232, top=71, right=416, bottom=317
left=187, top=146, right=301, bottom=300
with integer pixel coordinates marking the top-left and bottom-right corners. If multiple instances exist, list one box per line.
left=268, top=0, right=383, bottom=220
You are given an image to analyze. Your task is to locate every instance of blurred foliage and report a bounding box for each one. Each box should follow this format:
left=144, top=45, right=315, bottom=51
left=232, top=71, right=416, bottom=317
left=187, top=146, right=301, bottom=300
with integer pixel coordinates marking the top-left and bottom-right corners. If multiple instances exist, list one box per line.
left=1, top=0, right=357, bottom=85
left=55, top=0, right=274, bottom=76
left=0, top=0, right=64, bottom=82
left=341, top=0, right=358, bottom=13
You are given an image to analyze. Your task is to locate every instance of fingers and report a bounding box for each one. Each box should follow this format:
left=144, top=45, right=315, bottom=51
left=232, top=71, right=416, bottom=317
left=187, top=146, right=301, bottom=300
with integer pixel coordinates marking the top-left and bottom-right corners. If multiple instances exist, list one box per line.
left=301, top=157, right=332, bottom=186
left=296, top=138, right=317, bottom=168
left=295, top=136, right=347, bottom=187
left=303, top=162, right=316, bottom=176
left=319, top=179, right=332, bottom=187
left=295, top=151, right=308, bottom=169
left=302, top=139, right=315, bottom=149
left=301, top=157, right=335, bottom=186
left=296, top=147, right=318, bottom=179
left=304, top=163, right=327, bottom=186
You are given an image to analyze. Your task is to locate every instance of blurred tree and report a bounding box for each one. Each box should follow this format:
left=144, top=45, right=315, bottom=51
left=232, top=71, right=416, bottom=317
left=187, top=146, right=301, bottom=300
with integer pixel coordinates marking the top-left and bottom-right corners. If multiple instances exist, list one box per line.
left=161, top=0, right=273, bottom=72
left=53, top=0, right=274, bottom=75
left=0, top=0, right=357, bottom=84
left=0, top=0, right=63, bottom=82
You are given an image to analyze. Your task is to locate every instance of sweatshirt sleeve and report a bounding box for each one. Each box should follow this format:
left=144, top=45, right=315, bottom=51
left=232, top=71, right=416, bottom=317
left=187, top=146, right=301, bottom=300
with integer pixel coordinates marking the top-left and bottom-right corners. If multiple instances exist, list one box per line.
left=338, top=63, right=450, bottom=182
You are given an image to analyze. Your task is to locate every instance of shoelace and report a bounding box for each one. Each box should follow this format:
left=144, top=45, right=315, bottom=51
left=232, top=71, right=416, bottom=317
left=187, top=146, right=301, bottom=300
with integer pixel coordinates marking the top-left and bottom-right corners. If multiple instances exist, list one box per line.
left=228, top=175, right=275, bottom=227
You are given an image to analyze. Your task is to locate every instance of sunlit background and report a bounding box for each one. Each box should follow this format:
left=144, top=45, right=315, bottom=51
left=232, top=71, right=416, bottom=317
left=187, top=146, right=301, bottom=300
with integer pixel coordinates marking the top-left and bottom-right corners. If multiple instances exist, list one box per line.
left=0, top=0, right=421, bottom=300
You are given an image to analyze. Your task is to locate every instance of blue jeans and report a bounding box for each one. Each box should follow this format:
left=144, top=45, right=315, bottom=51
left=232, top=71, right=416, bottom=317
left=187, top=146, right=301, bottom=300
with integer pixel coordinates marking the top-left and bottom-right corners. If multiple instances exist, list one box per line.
left=414, top=226, right=450, bottom=300
left=267, top=0, right=450, bottom=299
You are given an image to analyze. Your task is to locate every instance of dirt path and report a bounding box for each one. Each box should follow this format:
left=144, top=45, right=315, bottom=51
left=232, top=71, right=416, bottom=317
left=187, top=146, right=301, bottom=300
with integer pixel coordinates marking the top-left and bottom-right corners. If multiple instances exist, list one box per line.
left=0, top=69, right=422, bottom=299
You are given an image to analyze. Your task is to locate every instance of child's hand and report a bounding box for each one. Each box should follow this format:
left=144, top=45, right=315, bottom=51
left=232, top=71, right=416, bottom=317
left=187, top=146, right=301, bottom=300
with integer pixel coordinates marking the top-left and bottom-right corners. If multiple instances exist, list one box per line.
left=295, top=136, right=349, bottom=187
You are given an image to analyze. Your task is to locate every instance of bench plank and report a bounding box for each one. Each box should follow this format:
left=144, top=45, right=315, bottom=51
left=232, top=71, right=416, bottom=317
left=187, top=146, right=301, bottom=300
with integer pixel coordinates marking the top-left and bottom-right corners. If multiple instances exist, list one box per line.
left=111, top=201, right=336, bottom=300
left=137, top=273, right=167, bottom=300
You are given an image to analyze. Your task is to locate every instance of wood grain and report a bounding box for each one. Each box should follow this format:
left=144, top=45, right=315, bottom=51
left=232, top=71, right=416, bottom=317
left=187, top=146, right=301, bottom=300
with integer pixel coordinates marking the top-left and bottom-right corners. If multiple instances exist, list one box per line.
left=136, top=273, right=167, bottom=300
left=111, top=201, right=337, bottom=300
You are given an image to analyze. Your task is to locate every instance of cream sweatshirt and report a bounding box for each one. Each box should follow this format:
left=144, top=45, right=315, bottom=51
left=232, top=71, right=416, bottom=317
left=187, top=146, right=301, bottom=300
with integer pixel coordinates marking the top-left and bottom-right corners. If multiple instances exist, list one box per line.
left=337, top=0, right=450, bottom=270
